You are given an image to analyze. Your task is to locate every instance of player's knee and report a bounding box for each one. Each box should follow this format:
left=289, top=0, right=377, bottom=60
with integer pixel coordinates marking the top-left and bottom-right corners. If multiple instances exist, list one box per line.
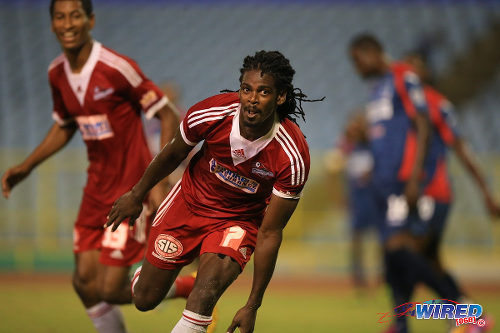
left=133, top=289, right=161, bottom=312
left=98, top=285, right=122, bottom=304
left=72, top=271, right=96, bottom=296
left=134, top=297, right=158, bottom=312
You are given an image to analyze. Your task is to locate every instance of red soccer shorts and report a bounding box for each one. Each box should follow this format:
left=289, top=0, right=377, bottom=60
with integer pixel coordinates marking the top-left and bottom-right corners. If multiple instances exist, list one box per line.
left=146, top=185, right=258, bottom=271
left=73, top=194, right=150, bottom=267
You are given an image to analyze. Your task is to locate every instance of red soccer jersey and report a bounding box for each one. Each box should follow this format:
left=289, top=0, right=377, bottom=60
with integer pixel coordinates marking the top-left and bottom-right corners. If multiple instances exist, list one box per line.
left=48, top=41, right=167, bottom=209
left=171, top=92, right=310, bottom=225
left=423, top=86, right=459, bottom=203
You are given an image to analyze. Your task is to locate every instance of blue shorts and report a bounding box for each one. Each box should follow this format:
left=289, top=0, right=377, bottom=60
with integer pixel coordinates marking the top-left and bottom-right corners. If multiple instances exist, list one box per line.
left=410, top=199, right=451, bottom=238
left=372, top=181, right=411, bottom=243
left=349, top=186, right=378, bottom=231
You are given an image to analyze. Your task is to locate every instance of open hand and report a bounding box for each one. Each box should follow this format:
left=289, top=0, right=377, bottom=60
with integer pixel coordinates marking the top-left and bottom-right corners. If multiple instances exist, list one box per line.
left=485, top=195, right=500, bottom=219
left=2, top=165, right=31, bottom=199
left=226, top=305, right=257, bottom=333
left=105, top=191, right=144, bottom=231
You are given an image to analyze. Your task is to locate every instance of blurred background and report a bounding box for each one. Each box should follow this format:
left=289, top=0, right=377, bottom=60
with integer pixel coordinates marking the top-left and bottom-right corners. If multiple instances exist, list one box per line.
left=1, top=0, right=500, bottom=331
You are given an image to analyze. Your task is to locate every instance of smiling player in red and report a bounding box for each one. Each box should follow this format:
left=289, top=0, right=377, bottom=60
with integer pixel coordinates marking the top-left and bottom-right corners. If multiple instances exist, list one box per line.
left=106, top=50, right=320, bottom=333
left=1, top=1, right=184, bottom=332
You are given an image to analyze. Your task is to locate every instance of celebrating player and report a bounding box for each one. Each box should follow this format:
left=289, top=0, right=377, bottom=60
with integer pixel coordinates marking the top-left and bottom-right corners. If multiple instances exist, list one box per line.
left=349, top=34, right=460, bottom=333
left=106, top=50, right=319, bottom=333
left=0, top=1, right=190, bottom=332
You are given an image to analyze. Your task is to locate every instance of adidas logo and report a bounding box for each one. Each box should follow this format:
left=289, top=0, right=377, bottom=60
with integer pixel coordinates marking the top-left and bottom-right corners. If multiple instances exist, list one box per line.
left=239, top=247, right=247, bottom=259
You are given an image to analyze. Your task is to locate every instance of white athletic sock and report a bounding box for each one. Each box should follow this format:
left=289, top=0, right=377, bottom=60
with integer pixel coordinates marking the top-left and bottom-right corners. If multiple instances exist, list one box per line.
left=86, top=301, right=127, bottom=333
left=171, top=309, right=212, bottom=333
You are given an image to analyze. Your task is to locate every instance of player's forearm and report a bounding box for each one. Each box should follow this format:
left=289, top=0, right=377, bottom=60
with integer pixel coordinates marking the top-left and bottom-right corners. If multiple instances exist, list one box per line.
left=454, top=139, right=491, bottom=198
left=245, top=229, right=282, bottom=309
left=22, top=123, right=76, bottom=171
left=130, top=135, right=189, bottom=200
left=409, top=114, right=430, bottom=182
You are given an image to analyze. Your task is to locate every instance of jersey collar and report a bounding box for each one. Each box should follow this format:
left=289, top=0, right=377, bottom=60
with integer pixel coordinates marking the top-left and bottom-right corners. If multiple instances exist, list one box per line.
left=229, top=106, right=280, bottom=166
left=63, top=40, right=102, bottom=106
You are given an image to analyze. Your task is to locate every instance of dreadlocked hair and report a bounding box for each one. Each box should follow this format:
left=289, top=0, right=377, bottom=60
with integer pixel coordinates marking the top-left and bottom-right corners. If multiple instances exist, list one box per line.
left=237, top=50, right=324, bottom=124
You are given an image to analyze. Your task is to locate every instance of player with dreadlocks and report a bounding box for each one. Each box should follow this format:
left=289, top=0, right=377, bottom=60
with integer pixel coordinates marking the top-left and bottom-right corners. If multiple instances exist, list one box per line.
left=106, top=50, right=321, bottom=333
left=237, top=50, right=323, bottom=124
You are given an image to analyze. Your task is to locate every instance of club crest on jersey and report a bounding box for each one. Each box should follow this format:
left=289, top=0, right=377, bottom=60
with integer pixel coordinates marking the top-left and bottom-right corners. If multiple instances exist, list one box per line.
left=76, top=114, right=114, bottom=140
left=93, top=86, right=114, bottom=100
left=251, top=162, right=274, bottom=179
left=209, top=158, right=260, bottom=194
left=232, top=149, right=245, bottom=159
left=153, top=234, right=183, bottom=261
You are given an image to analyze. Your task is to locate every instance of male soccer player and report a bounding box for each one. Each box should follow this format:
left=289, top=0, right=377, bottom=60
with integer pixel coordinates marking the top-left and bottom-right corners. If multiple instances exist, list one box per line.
left=349, top=34, right=459, bottom=333
left=404, top=52, right=499, bottom=331
left=1, top=1, right=189, bottom=332
left=329, top=113, right=376, bottom=288
left=106, top=50, right=318, bottom=333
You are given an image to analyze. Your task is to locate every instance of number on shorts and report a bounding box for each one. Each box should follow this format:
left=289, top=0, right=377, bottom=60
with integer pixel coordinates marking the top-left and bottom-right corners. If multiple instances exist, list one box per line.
left=220, top=226, right=246, bottom=251
left=102, top=223, right=128, bottom=250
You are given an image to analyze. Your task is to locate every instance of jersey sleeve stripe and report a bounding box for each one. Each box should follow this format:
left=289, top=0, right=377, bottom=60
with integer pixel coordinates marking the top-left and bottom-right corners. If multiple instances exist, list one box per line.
left=100, top=49, right=143, bottom=87
left=187, top=107, right=237, bottom=125
left=272, top=187, right=301, bottom=200
left=52, top=111, right=75, bottom=127
left=277, top=132, right=300, bottom=186
left=278, top=127, right=306, bottom=185
left=179, top=122, right=198, bottom=146
left=187, top=111, right=237, bottom=129
left=187, top=102, right=240, bottom=119
left=275, top=134, right=297, bottom=186
left=144, top=96, right=168, bottom=119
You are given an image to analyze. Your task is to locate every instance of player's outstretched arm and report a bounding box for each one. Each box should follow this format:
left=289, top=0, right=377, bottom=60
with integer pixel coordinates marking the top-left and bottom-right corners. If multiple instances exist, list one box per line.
left=2, top=122, right=77, bottom=199
left=405, top=112, right=430, bottom=207
left=453, top=138, right=500, bottom=217
left=227, top=195, right=299, bottom=333
left=106, top=129, right=193, bottom=231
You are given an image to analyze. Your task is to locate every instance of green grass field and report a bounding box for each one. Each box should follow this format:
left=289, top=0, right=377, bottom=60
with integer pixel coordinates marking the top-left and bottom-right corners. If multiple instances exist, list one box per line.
left=0, top=274, right=498, bottom=333
left=1, top=151, right=499, bottom=332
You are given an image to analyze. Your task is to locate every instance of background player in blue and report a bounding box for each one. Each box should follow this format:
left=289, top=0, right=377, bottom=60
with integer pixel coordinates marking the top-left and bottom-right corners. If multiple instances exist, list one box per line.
left=349, top=34, right=460, bottom=333
left=332, top=113, right=376, bottom=288
left=404, top=52, right=500, bottom=332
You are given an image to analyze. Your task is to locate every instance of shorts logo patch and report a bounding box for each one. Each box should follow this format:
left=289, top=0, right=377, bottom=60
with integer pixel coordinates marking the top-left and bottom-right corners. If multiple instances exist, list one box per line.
left=110, top=249, right=124, bottom=259
left=154, top=234, right=183, bottom=260
left=209, top=158, right=260, bottom=194
left=239, top=247, right=248, bottom=259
